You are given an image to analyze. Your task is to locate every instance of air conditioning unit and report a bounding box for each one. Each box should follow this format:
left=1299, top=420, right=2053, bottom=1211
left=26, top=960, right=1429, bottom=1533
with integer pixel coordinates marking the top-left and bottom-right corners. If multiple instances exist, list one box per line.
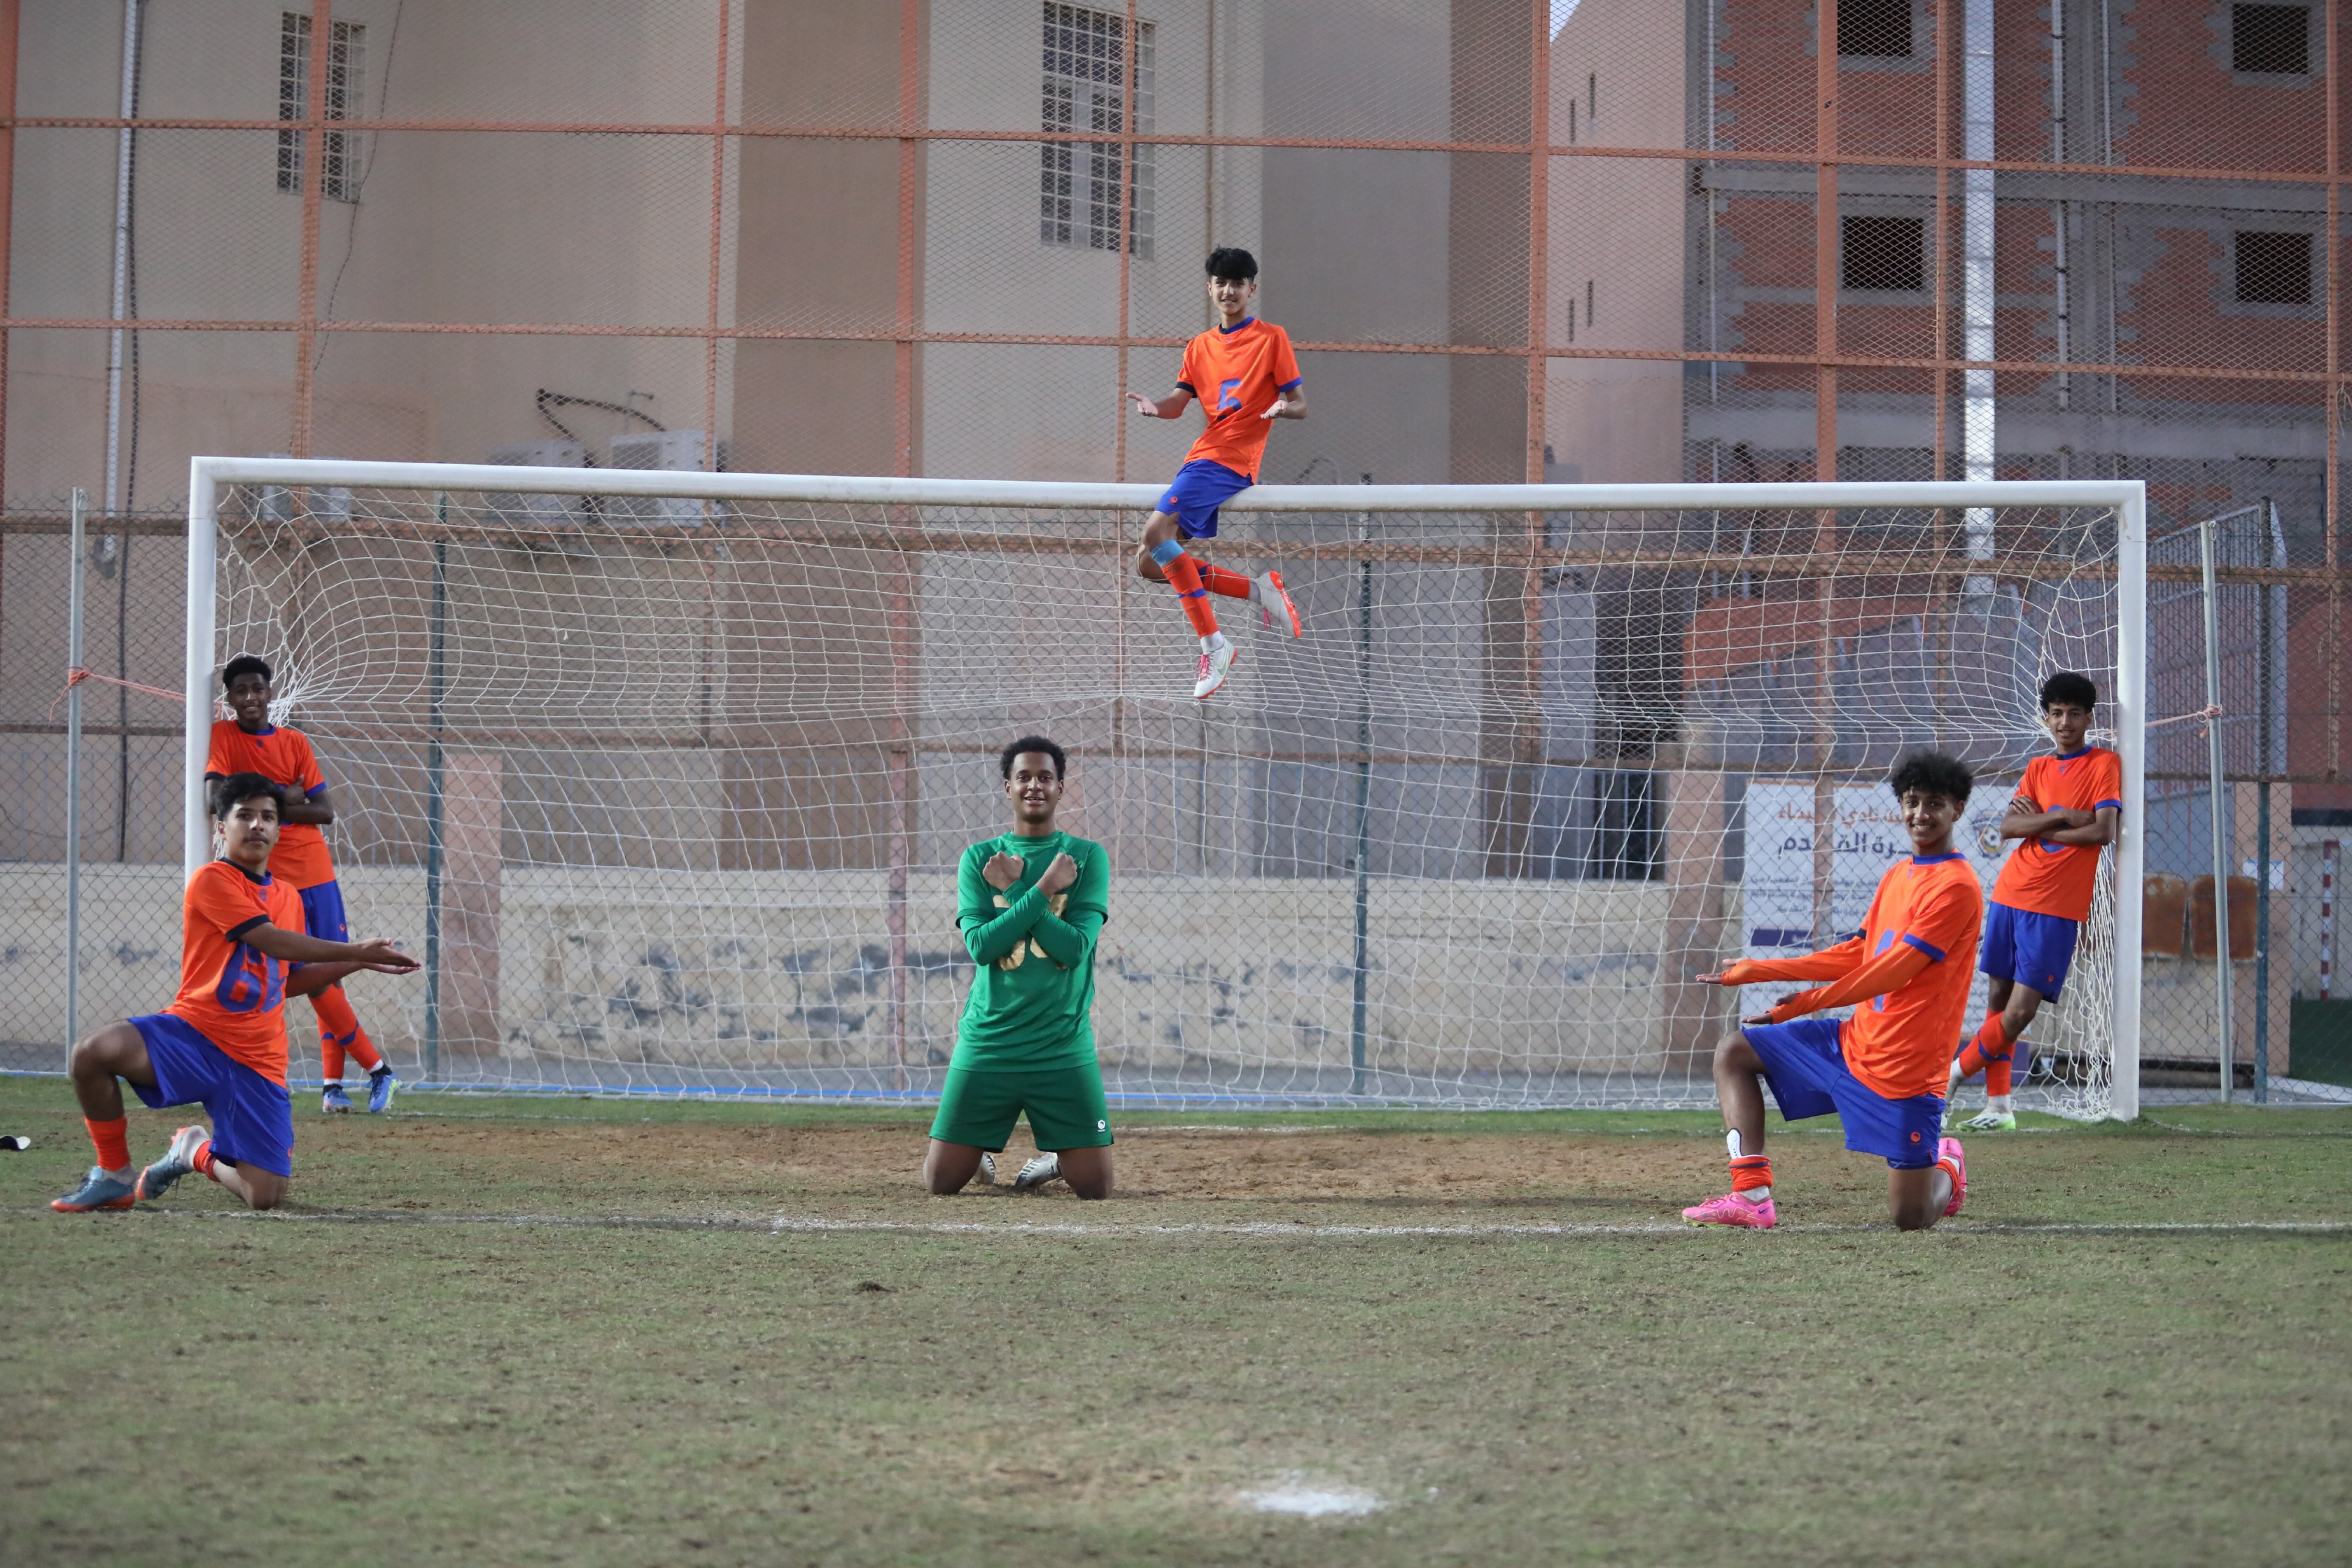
left=486, top=441, right=588, bottom=531
left=251, top=454, right=352, bottom=526
left=606, top=429, right=711, bottom=526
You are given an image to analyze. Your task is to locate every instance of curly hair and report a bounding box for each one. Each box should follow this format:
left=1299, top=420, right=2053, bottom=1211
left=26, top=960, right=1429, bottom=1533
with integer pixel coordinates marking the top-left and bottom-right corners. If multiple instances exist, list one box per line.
left=1887, top=748, right=1973, bottom=807
left=2039, top=670, right=2098, bottom=712
left=999, top=735, right=1068, bottom=781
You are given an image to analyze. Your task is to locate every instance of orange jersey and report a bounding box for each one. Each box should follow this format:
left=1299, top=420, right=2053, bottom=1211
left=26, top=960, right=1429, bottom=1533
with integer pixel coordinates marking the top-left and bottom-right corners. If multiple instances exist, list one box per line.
left=206, top=720, right=334, bottom=889
left=164, top=859, right=308, bottom=1085
left=1839, top=853, right=1985, bottom=1101
left=1989, top=746, right=2123, bottom=920
left=1176, top=317, right=1302, bottom=480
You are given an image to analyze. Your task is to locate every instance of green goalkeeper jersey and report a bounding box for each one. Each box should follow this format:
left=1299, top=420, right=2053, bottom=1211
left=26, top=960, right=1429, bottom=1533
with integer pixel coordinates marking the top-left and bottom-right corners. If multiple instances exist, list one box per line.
left=953, top=831, right=1110, bottom=1069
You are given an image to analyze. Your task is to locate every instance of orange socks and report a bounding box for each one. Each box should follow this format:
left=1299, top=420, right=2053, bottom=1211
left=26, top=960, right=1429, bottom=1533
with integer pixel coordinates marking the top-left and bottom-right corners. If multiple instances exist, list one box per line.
left=1159, top=549, right=1223, bottom=638
left=86, top=1116, right=130, bottom=1172
left=193, top=1139, right=218, bottom=1179
left=1729, top=1154, right=1772, bottom=1192
left=315, top=987, right=384, bottom=1080
left=1957, top=1013, right=2014, bottom=1097
left=1198, top=563, right=1253, bottom=599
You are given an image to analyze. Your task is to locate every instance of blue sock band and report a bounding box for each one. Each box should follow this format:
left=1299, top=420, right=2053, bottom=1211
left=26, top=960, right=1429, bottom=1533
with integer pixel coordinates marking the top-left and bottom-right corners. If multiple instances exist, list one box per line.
left=1149, top=538, right=1187, bottom=566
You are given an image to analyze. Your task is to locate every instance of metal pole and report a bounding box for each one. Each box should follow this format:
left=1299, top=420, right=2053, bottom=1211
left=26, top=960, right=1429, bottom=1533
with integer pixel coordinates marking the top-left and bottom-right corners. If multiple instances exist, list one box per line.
left=2111, top=484, right=2147, bottom=1120
left=103, top=0, right=139, bottom=519
left=1350, top=483, right=1373, bottom=1097
left=2256, top=498, right=2278, bottom=1102
left=181, top=459, right=218, bottom=878
left=65, top=487, right=86, bottom=1054
left=2256, top=780, right=2270, bottom=1101
left=2198, top=517, right=2233, bottom=1102
left=422, top=510, right=447, bottom=1082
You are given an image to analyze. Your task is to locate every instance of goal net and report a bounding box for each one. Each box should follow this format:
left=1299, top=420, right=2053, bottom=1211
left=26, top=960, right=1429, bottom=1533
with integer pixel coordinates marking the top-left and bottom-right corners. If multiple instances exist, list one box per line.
left=186, top=460, right=2146, bottom=1117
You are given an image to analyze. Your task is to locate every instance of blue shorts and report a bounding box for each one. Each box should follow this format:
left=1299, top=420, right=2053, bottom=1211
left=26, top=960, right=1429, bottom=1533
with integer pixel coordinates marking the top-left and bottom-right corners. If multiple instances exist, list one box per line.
left=1743, top=1018, right=1945, bottom=1169
left=1157, top=457, right=1254, bottom=539
left=1978, top=901, right=2078, bottom=1000
left=298, top=879, right=349, bottom=943
left=129, top=1013, right=295, bottom=1178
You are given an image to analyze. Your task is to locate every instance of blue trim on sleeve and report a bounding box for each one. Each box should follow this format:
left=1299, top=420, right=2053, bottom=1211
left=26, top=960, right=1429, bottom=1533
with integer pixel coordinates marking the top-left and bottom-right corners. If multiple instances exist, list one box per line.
left=1901, top=932, right=1948, bottom=962
left=1174, top=381, right=1197, bottom=394
left=304, top=783, right=327, bottom=799
left=1277, top=377, right=1302, bottom=391
left=2094, top=798, right=2122, bottom=810
left=1149, top=539, right=1187, bottom=566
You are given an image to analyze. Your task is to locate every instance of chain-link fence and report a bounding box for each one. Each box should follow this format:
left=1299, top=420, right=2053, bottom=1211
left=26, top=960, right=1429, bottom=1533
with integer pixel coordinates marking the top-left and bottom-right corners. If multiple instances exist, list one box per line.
left=1, top=0, right=2346, bottom=1101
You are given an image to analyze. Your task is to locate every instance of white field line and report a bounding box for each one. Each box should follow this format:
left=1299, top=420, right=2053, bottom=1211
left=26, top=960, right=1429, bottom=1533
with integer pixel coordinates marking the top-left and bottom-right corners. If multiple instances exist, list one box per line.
left=48, top=1207, right=2352, bottom=1240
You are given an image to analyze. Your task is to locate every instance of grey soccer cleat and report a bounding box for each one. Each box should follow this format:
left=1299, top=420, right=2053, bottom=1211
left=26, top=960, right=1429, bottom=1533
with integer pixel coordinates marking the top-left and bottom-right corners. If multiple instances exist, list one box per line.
left=1012, top=1152, right=1063, bottom=1191
left=973, top=1152, right=998, bottom=1187
left=136, top=1123, right=211, bottom=1202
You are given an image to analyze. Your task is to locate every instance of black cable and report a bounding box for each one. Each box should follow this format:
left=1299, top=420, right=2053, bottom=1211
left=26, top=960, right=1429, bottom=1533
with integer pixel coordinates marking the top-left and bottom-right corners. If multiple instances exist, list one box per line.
left=535, top=389, right=666, bottom=465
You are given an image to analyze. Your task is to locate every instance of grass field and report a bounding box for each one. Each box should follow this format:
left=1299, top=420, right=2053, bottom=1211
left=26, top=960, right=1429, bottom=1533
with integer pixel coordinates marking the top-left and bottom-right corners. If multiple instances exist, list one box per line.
left=3, top=1075, right=2347, bottom=1567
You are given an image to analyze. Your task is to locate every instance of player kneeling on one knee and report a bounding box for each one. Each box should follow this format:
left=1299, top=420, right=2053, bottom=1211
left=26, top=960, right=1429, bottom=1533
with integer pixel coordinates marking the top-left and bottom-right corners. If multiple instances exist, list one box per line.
left=52, top=774, right=421, bottom=1215
left=923, top=737, right=1115, bottom=1202
left=1685, top=749, right=1981, bottom=1232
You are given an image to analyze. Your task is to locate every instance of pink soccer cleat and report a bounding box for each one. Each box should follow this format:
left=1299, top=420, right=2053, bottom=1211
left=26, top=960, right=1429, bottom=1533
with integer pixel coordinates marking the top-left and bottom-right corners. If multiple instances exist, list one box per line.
left=1251, top=571, right=1304, bottom=638
left=1938, top=1135, right=1968, bottom=1217
left=1681, top=1191, right=1777, bottom=1229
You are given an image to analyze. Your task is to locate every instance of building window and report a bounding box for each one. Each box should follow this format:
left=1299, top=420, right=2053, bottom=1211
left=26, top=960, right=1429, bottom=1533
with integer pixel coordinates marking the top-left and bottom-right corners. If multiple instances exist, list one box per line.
left=1841, top=214, right=1926, bottom=293
left=2235, top=230, right=2313, bottom=304
left=277, top=12, right=364, bottom=202
left=1040, top=3, right=1153, bottom=256
left=2232, top=3, right=2309, bottom=76
left=1838, top=0, right=1912, bottom=59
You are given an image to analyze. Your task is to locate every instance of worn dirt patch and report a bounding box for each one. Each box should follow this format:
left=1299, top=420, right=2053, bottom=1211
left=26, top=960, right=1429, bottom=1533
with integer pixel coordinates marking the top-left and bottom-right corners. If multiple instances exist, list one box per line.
left=350, top=1117, right=1715, bottom=1212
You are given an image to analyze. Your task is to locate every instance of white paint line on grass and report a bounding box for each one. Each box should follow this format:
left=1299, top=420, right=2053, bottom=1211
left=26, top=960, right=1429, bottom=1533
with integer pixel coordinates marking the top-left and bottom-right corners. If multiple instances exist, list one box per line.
left=1236, top=1477, right=1387, bottom=1518
left=43, top=1207, right=2352, bottom=1239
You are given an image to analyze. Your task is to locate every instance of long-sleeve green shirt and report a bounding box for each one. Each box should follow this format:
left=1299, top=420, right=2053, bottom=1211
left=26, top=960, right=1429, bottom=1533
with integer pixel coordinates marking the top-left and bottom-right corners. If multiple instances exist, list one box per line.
left=953, top=831, right=1110, bottom=1068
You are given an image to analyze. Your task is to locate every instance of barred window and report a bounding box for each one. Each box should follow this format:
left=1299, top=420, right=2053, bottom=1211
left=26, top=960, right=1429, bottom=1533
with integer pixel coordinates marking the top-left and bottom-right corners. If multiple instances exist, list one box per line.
left=1040, top=4, right=1153, bottom=256
left=1837, top=0, right=1912, bottom=59
left=1841, top=214, right=1926, bottom=293
left=277, top=12, right=365, bottom=203
left=2231, top=3, right=2309, bottom=76
left=2235, top=230, right=2313, bottom=305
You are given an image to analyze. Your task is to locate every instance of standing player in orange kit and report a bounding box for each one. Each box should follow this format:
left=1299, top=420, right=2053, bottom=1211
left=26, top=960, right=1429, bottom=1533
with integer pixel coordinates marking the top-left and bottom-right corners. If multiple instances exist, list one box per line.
left=207, top=655, right=400, bottom=1114
left=1125, top=248, right=1308, bottom=700
left=1684, top=750, right=1983, bottom=1232
left=1946, top=672, right=2121, bottom=1130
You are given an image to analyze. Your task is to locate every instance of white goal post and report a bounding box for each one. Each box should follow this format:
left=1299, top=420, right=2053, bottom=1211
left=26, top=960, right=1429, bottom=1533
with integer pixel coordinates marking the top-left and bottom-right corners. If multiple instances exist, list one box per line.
left=183, top=456, right=2146, bottom=1118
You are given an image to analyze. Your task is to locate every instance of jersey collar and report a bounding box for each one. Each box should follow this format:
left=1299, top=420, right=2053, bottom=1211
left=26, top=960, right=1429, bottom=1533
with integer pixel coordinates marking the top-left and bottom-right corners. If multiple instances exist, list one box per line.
left=224, top=859, right=271, bottom=886
left=1216, top=316, right=1258, bottom=335
left=1909, top=852, right=1964, bottom=865
left=234, top=721, right=277, bottom=736
left=2051, top=744, right=2091, bottom=760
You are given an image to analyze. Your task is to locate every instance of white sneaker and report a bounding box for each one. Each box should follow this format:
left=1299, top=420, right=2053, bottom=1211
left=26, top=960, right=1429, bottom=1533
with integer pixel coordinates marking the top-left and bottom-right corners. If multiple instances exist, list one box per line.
left=973, top=1152, right=997, bottom=1187
left=1012, top=1152, right=1063, bottom=1191
left=1251, top=570, right=1303, bottom=637
left=1193, top=641, right=1237, bottom=700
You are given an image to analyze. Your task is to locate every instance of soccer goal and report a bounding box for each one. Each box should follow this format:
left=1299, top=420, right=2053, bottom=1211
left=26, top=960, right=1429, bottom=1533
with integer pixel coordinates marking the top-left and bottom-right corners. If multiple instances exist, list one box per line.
left=182, top=458, right=2146, bottom=1118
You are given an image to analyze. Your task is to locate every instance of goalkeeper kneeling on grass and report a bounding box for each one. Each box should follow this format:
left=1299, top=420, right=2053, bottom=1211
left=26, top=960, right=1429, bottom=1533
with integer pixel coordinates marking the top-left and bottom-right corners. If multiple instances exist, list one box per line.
left=1684, top=749, right=1983, bottom=1232
left=923, top=736, right=1115, bottom=1200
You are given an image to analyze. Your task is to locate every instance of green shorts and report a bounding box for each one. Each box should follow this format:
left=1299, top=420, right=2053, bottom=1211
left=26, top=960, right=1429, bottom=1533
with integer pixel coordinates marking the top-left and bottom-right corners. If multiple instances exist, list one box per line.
left=929, top=1060, right=1113, bottom=1153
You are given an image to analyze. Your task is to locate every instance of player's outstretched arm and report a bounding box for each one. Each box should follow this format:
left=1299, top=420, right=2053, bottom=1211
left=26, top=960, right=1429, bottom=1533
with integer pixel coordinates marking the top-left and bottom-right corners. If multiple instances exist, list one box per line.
left=1261, top=383, right=1307, bottom=420
left=241, top=921, right=420, bottom=975
left=1700, top=934, right=1868, bottom=988
left=1753, top=943, right=1934, bottom=1025
left=1127, top=389, right=1194, bottom=420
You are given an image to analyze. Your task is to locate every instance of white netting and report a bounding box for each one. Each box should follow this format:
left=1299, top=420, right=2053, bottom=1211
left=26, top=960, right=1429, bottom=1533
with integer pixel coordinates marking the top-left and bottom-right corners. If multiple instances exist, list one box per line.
left=207, top=476, right=2126, bottom=1109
